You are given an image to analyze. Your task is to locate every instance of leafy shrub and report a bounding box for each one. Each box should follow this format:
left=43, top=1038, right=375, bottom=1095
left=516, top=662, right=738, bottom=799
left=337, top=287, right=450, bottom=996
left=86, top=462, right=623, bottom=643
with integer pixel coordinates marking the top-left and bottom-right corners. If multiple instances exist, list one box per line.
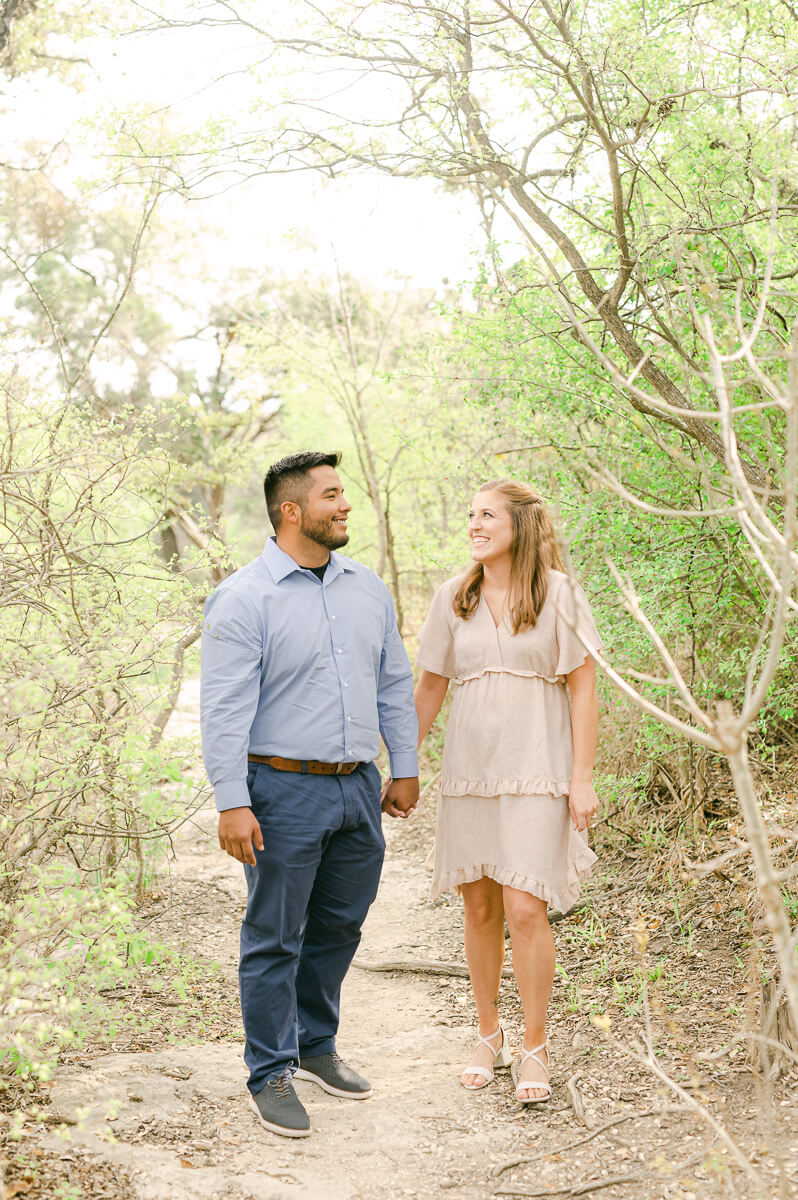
left=0, top=385, right=208, bottom=1075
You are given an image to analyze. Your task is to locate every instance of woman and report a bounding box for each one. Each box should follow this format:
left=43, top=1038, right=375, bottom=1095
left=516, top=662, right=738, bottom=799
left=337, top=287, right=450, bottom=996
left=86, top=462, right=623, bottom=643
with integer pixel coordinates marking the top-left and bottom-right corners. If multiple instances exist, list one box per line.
left=415, top=479, right=601, bottom=1103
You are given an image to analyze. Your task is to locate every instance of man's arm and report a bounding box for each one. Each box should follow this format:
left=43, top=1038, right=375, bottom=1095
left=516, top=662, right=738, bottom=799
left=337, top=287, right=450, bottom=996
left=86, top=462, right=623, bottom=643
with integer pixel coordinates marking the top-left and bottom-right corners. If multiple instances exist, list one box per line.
left=376, top=595, right=419, bottom=817
left=200, top=589, right=265, bottom=863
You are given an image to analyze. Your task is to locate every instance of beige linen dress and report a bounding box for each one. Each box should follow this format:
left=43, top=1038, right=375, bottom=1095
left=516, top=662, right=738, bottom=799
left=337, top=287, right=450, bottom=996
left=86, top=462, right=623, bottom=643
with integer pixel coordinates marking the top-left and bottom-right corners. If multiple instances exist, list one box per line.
left=417, top=570, right=601, bottom=913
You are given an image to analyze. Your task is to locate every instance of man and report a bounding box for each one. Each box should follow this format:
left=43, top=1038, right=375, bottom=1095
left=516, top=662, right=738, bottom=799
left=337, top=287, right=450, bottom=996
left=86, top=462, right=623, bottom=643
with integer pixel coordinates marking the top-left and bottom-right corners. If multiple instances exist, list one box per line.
left=200, top=450, right=419, bottom=1139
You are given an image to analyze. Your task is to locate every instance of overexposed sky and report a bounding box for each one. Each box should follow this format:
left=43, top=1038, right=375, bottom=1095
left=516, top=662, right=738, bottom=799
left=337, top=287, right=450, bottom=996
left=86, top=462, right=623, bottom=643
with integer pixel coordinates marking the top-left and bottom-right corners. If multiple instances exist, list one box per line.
left=2, top=6, right=525, bottom=292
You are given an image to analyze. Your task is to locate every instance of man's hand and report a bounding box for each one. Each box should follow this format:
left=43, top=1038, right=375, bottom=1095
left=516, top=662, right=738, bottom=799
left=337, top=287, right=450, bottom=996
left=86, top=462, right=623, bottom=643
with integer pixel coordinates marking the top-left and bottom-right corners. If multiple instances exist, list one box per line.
left=568, top=781, right=599, bottom=833
left=381, top=776, right=419, bottom=819
left=218, top=807, right=264, bottom=864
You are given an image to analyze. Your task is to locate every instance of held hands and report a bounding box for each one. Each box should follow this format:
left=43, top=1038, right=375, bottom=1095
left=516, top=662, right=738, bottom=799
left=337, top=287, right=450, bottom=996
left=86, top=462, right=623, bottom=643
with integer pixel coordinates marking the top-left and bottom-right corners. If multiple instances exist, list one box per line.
left=569, top=780, right=599, bottom=833
left=381, top=776, right=420, bottom=819
left=218, top=806, right=264, bottom=864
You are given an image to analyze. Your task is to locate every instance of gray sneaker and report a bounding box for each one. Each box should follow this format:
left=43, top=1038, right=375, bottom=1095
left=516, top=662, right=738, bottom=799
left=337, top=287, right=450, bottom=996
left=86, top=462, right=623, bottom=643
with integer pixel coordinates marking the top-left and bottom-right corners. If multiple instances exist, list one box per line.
left=294, top=1051, right=372, bottom=1099
left=249, top=1073, right=311, bottom=1137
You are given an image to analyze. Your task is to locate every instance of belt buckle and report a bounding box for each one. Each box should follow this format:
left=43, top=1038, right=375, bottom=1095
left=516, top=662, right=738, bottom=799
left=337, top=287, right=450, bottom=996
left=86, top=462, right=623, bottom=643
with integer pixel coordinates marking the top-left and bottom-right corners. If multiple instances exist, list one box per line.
left=334, top=762, right=344, bottom=775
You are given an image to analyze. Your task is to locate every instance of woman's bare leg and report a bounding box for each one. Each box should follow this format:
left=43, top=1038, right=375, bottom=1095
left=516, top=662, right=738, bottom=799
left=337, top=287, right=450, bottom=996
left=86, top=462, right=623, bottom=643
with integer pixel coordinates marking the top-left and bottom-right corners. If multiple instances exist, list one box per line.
left=460, top=877, right=507, bottom=1087
left=503, top=886, right=555, bottom=1099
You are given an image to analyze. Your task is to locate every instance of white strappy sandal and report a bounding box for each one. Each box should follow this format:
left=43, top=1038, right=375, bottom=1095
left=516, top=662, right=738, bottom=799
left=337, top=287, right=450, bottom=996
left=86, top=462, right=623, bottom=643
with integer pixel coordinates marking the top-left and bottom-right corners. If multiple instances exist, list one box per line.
left=515, top=1042, right=551, bottom=1104
left=460, top=1025, right=512, bottom=1091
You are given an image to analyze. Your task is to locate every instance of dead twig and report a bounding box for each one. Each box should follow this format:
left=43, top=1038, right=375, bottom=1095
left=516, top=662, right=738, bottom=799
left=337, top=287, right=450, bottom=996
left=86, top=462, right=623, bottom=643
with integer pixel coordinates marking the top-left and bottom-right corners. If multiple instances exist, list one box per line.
left=494, top=1150, right=712, bottom=1198
left=353, top=957, right=513, bottom=979
left=148, top=621, right=202, bottom=749
left=494, top=1174, right=643, bottom=1197
left=549, top=903, right=588, bottom=925
left=492, top=1105, right=686, bottom=1176
left=565, top=1075, right=590, bottom=1128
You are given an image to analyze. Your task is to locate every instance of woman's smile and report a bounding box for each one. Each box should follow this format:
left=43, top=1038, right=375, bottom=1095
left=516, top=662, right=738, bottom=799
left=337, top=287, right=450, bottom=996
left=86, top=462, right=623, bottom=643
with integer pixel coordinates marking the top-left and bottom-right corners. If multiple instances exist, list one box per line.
left=468, top=490, right=514, bottom=561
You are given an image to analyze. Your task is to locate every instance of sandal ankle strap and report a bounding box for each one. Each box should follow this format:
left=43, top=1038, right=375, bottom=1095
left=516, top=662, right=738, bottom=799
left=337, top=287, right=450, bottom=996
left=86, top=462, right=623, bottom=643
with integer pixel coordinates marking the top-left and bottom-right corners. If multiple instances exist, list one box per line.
left=516, top=1040, right=551, bottom=1103
left=475, top=1026, right=503, bottom=1052
left=519, top=1042, right=549, bottom=1076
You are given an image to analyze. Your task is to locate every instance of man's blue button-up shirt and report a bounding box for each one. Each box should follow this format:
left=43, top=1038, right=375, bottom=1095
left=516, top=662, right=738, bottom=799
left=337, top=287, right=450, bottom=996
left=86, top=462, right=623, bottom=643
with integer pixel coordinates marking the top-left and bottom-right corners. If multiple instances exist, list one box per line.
left=200, top=537, right=419, bottom=812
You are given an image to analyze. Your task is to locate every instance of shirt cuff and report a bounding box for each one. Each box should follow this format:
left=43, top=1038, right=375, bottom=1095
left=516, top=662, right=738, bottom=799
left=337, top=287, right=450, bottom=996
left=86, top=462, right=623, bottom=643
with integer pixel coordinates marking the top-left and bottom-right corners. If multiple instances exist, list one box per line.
left=388, top=750, right=419, bottom=779
left=213, top=778, right=252, bottom=812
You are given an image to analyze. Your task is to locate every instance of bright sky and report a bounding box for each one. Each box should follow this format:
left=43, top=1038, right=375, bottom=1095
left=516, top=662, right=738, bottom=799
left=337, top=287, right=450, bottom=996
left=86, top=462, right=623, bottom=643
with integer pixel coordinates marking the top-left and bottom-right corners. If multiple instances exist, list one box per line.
left=2, top=6, right=523, bottom=293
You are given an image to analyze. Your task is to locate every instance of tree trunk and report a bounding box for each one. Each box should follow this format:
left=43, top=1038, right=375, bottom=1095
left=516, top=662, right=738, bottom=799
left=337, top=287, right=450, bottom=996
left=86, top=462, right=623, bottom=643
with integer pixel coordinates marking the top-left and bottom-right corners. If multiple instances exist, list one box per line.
left=719, top=705, right=798, bottom=1040
left=759, top=979, right=798, bottom=1076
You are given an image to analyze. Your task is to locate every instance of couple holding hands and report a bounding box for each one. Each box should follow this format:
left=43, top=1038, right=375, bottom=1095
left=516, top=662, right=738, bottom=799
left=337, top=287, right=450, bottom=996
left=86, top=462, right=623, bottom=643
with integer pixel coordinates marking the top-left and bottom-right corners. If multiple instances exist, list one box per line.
left=200, top=450, right=601, bottom=1139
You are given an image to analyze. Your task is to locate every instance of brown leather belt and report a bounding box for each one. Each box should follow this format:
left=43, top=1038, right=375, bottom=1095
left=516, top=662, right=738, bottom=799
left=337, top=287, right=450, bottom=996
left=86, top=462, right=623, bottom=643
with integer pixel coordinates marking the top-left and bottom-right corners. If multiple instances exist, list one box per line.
left=248, top=754, right=361, bottom=776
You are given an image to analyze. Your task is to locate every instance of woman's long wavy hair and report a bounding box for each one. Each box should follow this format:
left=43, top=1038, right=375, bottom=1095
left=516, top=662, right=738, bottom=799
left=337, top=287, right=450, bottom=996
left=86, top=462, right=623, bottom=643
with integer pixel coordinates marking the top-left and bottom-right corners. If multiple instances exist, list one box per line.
left=453, top=479, right=564, bottom=633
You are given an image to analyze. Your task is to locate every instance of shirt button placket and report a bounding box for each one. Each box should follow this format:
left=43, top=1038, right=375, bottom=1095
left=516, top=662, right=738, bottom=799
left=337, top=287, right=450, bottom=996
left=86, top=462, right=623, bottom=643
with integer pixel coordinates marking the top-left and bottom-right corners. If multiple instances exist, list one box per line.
left=324, top=594, right=347, bottom=762
left=328, top=601, right=349, bottom=759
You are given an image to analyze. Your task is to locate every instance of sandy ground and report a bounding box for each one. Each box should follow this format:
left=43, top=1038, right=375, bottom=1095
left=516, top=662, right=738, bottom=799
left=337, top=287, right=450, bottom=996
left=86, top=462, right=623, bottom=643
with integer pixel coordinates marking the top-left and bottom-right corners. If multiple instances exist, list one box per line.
left=43, top=803, right=547, bottom=1199
left=33, top=681, right=798, bottom=1200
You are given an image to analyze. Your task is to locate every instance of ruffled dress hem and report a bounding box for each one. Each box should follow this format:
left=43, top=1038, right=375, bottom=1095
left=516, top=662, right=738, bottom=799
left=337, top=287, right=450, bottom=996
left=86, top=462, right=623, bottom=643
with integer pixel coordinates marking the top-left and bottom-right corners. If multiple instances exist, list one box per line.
left=440, top=777, right=573, bottom=798
left=454, top=667, right=563, bottom=685
left=430, top=837, right=597, bottom=914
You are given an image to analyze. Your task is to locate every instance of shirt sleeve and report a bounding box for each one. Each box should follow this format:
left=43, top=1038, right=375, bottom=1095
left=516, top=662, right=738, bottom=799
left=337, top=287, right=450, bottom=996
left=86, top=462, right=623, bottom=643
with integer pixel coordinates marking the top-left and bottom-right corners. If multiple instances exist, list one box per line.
left=416, top=582, right=457, bottom=678
left=376, top=591, right=419, bottom=779
left=554, top=577, right=603, bottom=678
left=200, top=587, right=263, bottom=812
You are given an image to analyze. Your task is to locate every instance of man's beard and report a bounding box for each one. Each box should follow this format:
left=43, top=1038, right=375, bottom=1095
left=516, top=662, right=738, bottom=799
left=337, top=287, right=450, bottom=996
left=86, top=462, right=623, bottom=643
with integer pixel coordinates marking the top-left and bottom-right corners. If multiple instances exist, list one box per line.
left=299, top=512, right=349, bottom=550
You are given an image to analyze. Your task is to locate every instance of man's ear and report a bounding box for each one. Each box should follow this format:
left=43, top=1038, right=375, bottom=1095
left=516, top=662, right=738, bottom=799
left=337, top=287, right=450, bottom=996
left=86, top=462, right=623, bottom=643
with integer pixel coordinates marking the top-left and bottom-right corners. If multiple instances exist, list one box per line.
left=281, top=500, right=301, bottom=526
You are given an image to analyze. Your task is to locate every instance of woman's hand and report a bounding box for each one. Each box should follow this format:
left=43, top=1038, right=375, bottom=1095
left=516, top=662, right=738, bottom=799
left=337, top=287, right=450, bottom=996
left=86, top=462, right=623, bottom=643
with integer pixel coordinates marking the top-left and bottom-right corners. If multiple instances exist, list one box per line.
left=568, top=780, right=599, bottom=832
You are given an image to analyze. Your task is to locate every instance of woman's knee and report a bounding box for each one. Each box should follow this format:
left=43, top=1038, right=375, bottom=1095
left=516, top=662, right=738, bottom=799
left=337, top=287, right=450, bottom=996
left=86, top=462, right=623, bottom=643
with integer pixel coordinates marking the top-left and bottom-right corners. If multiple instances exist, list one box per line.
left=462, top=881, right=504, bottom=929
left=503, top=891, right=549, bottom=936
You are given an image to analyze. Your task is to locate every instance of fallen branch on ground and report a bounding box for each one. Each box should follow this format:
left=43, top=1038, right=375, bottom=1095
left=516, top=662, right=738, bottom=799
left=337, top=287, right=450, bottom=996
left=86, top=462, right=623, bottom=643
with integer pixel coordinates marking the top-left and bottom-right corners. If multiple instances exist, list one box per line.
left=353, top=957, right=513, bottom=979
left=550, top=883, right=636, bottom=924
left=494, top=1174, right=642, bottom=1197
left=494, top=1151, right=717, bottom=1199
left=491, top=1105, right=686, bottom=1176
left=565, top=1075, right=590, bottom=1128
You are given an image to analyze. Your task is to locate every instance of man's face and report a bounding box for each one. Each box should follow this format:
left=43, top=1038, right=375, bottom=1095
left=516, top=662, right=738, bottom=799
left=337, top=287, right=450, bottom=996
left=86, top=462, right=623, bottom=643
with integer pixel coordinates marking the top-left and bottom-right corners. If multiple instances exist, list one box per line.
left=296, top=465, right=352, bottom=550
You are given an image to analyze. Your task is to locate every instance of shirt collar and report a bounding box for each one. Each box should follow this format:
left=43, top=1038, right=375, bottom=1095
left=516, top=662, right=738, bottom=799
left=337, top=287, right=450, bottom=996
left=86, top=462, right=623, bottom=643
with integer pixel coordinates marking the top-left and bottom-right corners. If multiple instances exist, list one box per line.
left=261, top=536, right=354, bottom=584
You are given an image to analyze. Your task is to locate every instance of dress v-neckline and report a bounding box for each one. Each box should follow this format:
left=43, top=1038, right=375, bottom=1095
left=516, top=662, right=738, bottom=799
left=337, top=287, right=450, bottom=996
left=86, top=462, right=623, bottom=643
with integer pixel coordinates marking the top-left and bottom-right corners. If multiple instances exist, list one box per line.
left=480, top=592, right=506, bottom=632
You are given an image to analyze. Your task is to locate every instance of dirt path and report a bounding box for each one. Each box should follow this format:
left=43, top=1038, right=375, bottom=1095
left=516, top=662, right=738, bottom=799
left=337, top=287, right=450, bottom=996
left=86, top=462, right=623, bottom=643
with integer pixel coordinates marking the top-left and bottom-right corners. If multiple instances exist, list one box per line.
left=37, top=683, right=798, bottom=1199
left=45, top=801, right=538, bottom=1199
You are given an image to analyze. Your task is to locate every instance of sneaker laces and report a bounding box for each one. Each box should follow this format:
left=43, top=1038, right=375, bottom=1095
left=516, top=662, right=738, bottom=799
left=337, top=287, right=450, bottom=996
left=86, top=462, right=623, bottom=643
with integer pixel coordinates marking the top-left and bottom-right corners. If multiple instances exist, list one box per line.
left=269, top=1071, right=294, bottom=1099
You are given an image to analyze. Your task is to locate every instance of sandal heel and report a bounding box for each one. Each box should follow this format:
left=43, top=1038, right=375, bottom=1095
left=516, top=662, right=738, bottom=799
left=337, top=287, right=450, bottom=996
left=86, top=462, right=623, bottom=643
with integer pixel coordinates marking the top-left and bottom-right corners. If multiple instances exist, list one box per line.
left=494, top=1042, right=512, bottom=1069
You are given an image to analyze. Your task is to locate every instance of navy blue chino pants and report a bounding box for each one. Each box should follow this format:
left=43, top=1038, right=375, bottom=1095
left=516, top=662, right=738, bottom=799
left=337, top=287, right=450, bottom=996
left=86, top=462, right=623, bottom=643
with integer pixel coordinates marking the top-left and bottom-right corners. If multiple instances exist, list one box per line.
left=240, top=759, right=385, bottom=1094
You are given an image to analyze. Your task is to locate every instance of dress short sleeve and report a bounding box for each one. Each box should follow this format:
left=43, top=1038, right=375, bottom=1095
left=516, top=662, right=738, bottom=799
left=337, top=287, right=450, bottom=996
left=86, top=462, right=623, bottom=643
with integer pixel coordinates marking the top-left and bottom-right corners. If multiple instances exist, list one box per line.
left=416, top=581, right=457, bottom=678
left=554, top=577, right=602, bottom=677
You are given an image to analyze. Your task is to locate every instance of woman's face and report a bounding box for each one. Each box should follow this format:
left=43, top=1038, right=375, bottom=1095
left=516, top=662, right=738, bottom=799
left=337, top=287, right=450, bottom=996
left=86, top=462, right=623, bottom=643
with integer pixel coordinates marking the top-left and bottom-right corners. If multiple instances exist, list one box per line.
left=468, top=489, right=514, bottom=566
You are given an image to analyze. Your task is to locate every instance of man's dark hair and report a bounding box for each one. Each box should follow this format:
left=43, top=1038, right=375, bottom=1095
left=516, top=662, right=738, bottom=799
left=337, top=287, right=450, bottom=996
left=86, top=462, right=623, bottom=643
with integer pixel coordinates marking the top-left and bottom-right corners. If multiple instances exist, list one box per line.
left=264, top=451, right=342, bottom=529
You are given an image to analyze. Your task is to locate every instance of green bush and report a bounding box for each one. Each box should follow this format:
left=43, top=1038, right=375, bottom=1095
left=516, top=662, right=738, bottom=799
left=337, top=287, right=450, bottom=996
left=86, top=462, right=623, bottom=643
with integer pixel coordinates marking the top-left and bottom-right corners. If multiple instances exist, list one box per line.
left=0, top=386, right=208, bottom=1076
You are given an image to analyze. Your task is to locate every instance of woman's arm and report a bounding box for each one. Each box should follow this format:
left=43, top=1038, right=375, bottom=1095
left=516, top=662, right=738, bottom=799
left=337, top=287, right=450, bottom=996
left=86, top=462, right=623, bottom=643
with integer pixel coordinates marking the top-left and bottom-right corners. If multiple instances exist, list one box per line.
left=382, top=669, right=449, bottom=817
left=415, top=669, right=450, bottom=747
left=566, top=658, right=599, bottom=832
